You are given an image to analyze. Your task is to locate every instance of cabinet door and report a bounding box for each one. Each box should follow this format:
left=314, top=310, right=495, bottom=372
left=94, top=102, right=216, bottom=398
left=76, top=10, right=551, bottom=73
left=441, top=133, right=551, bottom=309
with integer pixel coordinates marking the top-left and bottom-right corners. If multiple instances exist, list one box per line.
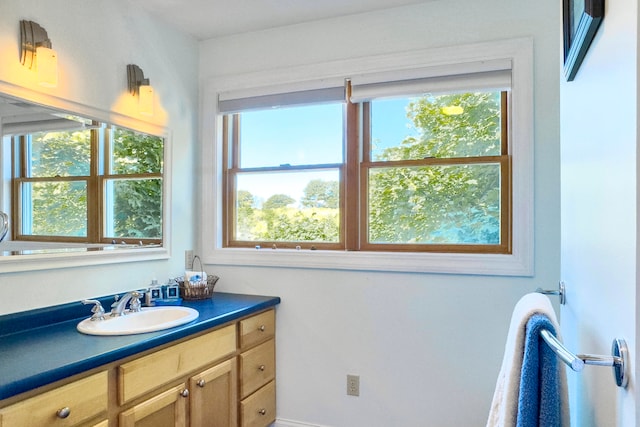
left=189, top=358, right=237, bottom=427
left=119, top=384, right=188, bottom=427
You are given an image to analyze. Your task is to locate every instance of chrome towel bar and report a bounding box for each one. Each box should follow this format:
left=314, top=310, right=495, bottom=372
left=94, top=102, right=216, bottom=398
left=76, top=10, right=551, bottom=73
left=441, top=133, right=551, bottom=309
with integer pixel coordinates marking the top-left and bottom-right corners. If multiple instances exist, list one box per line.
left=540, top=329, right=628, bottom=388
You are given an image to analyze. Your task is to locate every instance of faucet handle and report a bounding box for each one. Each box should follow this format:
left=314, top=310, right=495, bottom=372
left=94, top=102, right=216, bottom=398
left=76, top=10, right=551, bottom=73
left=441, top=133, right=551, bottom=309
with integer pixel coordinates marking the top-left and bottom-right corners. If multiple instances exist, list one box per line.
left=81, top=299, right=106, bottom=321
left=129, top=291, right=142, bottom=312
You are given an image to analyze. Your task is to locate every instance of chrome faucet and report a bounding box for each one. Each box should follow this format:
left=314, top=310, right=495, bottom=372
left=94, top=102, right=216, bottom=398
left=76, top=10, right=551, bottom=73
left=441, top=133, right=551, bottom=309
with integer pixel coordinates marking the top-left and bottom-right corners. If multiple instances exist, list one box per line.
left=82, top=299, right=106, bottom=321
left=110, top=291, right=142, bottom=316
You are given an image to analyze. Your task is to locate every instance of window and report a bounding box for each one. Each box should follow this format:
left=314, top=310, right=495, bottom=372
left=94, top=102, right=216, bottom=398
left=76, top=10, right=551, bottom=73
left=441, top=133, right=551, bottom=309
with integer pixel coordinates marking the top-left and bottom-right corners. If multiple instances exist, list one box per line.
left=205, top=39, right=534, bottom=275
left=12, top=122, right=163, bottom=244
left=221, top=71, right=511, bottom=254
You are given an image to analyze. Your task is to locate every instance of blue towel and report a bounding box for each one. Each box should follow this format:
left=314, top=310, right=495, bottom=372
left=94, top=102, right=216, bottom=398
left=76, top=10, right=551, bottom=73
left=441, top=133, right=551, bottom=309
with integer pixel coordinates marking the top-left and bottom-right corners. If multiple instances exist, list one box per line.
left=516, top=313, right=561, bottom=427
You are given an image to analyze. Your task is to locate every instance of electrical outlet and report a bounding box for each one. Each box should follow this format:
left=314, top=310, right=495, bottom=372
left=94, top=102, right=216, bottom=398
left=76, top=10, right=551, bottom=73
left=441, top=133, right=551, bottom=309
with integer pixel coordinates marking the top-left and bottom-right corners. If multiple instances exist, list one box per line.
left=185, top=250, right=194, bottom=269
left=347, top=374, right=360, bottom=396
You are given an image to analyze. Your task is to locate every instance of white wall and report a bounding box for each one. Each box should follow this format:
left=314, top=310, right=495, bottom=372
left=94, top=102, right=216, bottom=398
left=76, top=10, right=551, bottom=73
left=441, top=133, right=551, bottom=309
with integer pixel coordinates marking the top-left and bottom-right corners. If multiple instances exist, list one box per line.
left=200, top=0, right=561, bottom=425
left=560, top=0, right=638, bottom=425
left=0, top=0, right=199, bottom=312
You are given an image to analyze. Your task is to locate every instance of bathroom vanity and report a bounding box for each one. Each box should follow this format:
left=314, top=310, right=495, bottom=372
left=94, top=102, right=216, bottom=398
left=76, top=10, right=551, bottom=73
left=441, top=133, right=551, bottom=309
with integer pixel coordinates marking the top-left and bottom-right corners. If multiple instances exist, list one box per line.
left=0, top=292, right=280, bottom=427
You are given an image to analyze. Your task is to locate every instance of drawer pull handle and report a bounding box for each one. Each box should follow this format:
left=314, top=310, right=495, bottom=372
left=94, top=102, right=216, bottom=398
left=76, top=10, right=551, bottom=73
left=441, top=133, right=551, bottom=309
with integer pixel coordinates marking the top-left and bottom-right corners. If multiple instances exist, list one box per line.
left=197, top=379, right=206, bottom=387
left=56, top=407, right=71, bottom=419
left=259, top=365, right=266, bottom=371
left=258, top=408, right=267, bottom=415
left=180, top=389, right=190, bottom=398
left=258, top=325, right=266, bottom=332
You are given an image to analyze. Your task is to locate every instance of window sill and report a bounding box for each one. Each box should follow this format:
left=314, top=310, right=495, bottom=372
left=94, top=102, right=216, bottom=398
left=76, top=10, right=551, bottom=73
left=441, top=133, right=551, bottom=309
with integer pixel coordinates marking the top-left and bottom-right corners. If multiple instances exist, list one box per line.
left=204, top=247, right=532, bottom=276
left=0, top=246, right=169, bottom=273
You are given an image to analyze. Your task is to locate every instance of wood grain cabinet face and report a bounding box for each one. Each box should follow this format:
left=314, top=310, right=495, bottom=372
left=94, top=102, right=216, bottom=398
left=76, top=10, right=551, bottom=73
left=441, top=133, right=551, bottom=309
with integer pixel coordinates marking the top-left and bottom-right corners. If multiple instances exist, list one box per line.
left=189, top=358, right=238, bottom=427
left=240, top=310, right=275, bottom=349
left=239, top=310, right=276, bottom=427
left=239, top=381, right=276, bottom=427
left=119, top=384, right=188, bottom=427
left=0, top=371, right=107, bottom=427
left=240, top=339, right=275, bottom=399
left=118, top=325, right=236, bottom=405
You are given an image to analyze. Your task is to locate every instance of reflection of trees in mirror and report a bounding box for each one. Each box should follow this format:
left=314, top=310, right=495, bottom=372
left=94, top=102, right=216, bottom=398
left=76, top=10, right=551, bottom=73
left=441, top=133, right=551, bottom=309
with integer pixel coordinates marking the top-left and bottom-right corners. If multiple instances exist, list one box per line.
left=110, top=127, right=163, bottom=239
left=15, top=125, right=163, bottom=243
left=234, top=92, right=502, bottom=245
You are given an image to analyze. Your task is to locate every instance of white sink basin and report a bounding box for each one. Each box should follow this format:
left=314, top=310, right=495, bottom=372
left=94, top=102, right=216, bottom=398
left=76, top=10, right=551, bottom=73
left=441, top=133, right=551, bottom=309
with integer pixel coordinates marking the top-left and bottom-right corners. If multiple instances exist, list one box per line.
left=77, top=306, right=199, bottom=336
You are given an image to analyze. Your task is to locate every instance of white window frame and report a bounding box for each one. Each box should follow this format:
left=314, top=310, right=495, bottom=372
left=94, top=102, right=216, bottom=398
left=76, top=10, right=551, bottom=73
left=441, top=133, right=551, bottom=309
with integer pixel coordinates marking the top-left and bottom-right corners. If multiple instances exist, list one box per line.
left=200, top=38, right=534, bottom=276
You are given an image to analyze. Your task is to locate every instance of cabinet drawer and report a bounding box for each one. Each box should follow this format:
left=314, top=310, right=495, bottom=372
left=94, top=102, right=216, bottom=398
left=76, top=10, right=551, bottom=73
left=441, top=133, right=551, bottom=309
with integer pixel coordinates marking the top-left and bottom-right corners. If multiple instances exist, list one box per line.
left=118, top=324, right=236, bottom=404
left=240, top=339, right=275, bottom=398
left=240, top=381, right=276, bottom=427
left=239, top=310, right=275, bottom=349
left=0, top=371, right=107, bottom=427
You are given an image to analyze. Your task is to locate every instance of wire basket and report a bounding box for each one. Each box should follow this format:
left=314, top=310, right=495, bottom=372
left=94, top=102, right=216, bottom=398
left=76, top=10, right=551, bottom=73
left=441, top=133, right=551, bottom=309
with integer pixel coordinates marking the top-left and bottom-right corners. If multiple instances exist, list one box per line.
left=176, top=255, right=219, bottom=300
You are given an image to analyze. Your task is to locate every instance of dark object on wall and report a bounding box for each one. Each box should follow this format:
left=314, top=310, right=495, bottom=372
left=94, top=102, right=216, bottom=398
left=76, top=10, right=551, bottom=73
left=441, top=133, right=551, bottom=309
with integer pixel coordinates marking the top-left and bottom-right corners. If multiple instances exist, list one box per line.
left=563, top=0, right=605, bottom=81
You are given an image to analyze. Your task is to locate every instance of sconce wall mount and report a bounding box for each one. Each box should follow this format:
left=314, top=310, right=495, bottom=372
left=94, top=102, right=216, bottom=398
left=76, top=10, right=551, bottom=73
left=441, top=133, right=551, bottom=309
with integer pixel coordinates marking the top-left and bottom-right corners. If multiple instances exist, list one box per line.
left=19, top=20, right=58, bottom=87
left=127, top=64, right=150, bottom=96
left=127, top=64, right=154, bottom=116
left=20, top=20, right=52, bottom=69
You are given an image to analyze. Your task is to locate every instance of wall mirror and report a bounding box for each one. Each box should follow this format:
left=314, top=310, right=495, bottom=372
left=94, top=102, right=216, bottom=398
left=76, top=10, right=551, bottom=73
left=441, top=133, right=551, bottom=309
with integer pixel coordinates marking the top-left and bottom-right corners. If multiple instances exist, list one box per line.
left=0, top=90, right=170, bottom=273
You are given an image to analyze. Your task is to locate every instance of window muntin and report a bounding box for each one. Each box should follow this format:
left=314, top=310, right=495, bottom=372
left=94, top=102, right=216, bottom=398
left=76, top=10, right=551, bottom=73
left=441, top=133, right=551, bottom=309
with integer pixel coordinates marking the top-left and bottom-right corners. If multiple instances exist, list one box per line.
left=12, top=126, right=163, bottom=244
left=222, top=82, right=511, bottom=254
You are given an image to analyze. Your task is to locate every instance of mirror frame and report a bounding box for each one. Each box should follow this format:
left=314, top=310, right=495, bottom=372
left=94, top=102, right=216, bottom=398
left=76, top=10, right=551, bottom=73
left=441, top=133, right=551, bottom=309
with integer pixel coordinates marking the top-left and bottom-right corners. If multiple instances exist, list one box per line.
left=0, top=80, right=171, bottom=273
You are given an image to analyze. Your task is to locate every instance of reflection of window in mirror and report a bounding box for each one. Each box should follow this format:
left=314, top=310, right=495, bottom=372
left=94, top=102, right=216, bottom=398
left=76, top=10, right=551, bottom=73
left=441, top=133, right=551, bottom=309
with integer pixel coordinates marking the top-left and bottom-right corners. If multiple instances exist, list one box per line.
left=11, top=124, right=163, bottom=245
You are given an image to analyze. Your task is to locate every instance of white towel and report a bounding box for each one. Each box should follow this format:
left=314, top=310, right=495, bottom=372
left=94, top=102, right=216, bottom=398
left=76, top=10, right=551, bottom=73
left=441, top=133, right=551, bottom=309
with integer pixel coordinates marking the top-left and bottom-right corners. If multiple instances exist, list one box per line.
left=486, top=293, right=570, bottom=427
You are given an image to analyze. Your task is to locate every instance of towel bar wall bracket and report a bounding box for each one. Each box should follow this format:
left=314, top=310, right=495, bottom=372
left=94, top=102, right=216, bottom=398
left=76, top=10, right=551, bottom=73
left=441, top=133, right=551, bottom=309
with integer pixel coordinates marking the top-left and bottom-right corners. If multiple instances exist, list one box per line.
left=612, top=338, right=628, bottom=388
left=540, top=329, right=629, bottom=388
left=535, top=281, right=566, bottom=305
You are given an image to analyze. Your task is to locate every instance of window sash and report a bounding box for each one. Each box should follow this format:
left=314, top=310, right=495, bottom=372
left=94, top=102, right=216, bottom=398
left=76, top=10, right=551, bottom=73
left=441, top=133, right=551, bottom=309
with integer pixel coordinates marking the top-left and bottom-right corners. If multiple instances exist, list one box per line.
left=359, top=156, right=511, bottom=253
left=11, top=130, right=163, bottom=244
left=221, top=82, right=511, bottom=254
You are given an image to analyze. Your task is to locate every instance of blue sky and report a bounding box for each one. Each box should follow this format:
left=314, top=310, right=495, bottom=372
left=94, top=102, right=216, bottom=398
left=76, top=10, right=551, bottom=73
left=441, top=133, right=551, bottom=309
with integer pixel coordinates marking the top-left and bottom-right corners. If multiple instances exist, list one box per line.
left=237, top=98, right=418, bottom=202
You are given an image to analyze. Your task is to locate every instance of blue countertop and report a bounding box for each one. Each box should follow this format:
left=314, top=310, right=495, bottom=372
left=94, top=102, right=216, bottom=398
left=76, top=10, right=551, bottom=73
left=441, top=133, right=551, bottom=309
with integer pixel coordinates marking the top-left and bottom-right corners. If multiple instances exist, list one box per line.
left=0, top=292, right=280, bottom=401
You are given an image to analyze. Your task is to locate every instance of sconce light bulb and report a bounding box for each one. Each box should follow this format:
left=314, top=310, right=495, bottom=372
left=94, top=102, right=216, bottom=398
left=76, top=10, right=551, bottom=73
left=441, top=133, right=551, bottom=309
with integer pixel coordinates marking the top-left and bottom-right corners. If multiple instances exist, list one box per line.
left=138, top=84, right=154, bottom=116
left=36, top=46, right=58, bottom=88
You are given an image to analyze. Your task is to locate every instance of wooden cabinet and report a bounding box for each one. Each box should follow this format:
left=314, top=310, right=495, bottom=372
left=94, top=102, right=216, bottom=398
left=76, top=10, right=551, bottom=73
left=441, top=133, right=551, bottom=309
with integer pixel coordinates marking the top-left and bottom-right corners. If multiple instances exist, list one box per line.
left=117, top=323, right=238, bottom=427
left=189, top=358, right=237, bottom=427
left=239, top=311, right=276, bottom=427
left=119, top=384, right=188, bottom=427
left=0, top=371, right=107, bottom=427
left=0, top=309, right=276, bottom=427
left=117, top=325, right=236, bottom=405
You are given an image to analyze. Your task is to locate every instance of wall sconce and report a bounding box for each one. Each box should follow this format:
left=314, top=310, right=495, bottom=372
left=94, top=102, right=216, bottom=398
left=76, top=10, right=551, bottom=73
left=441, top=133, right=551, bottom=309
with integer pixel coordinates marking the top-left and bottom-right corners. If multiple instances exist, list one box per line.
left=19, top=20, right=58, bottom=87
left=127, top=64, right=154, bottom=116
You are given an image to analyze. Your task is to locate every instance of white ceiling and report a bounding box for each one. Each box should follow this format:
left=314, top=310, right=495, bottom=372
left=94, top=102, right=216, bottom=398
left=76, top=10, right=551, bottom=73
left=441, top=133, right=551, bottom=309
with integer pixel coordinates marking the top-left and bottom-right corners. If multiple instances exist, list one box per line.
left=136, top=0, right=433, bottom=40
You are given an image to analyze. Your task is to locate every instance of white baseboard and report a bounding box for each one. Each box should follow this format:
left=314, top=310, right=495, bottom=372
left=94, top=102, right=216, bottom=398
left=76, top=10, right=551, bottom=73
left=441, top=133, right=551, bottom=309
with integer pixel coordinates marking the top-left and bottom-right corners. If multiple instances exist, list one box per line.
left=272, top=418, right=333, bottom=427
